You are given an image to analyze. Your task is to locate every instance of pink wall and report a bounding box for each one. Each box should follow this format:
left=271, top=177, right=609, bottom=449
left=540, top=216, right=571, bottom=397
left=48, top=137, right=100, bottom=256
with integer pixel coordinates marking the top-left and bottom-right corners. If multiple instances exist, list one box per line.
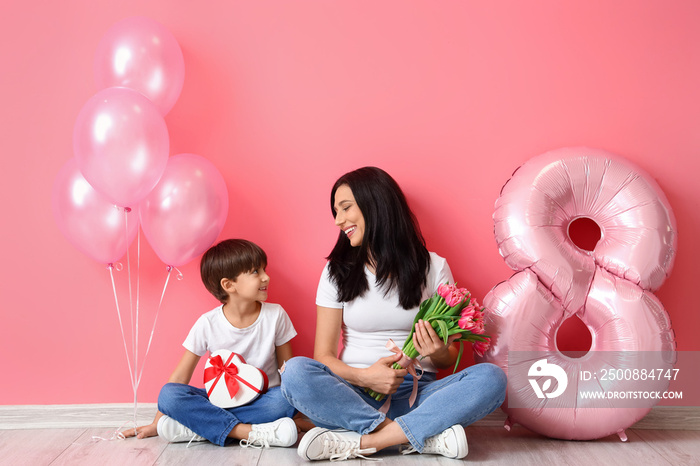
left=1, top=1, right=698, bottom=404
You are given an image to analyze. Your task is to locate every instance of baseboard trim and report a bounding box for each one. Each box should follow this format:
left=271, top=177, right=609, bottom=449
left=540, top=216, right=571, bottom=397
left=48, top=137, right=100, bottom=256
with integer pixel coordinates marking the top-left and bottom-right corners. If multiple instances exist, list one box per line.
left=0, top=403, right=159, bottom=430
left=0, top=404, right=698, bottom=431
left=472, top=406, right=700, bottom=430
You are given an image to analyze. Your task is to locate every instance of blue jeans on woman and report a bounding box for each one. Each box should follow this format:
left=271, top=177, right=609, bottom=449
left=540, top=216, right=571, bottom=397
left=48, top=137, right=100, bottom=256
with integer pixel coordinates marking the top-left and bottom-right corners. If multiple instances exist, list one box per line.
left=280, top=357, right=506, bottom=453
left=158, top=383, right=297, bottom=446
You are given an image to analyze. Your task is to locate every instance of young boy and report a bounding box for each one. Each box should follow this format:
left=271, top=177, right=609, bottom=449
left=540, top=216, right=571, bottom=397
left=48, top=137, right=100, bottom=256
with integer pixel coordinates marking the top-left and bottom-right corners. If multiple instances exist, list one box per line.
left=124, top=239, right=299, bottom=447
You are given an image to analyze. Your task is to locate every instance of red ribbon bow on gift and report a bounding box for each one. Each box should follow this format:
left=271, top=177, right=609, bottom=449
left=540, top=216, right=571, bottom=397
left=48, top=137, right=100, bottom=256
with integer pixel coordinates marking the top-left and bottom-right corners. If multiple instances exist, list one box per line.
left=204, top=353, right=263, bottom=399
left=378, top=339, right=423, bottom=414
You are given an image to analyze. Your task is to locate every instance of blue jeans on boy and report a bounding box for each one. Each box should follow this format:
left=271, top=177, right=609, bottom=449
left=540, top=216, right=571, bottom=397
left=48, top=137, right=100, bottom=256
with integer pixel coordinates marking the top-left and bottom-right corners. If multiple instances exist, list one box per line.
left=280, top=357, right=506, bottom=453
left=158, top=383, right=297, bottom=446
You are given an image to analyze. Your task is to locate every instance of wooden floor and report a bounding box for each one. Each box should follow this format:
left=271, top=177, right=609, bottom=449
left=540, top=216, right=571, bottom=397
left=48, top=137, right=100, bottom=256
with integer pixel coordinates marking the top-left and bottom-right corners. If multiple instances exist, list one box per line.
left=1, top=405, right=699, bottom=465
left=2, top=425, right=700, bottom=465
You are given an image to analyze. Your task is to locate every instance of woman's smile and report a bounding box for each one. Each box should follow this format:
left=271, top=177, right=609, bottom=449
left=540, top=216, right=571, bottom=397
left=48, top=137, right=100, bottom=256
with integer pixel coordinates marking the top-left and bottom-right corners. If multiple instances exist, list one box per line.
left=334, top=184, right=365, bottom=247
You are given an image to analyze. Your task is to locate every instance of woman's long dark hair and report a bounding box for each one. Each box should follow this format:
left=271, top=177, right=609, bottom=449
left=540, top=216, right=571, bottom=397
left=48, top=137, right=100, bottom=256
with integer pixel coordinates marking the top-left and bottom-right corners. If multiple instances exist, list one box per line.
left=327, top=167, right=430, bottom=309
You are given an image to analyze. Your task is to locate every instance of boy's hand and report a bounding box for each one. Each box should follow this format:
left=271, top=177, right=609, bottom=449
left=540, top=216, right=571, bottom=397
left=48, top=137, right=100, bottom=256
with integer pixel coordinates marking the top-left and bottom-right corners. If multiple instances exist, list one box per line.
left=122, top=421, right=158, bottom=439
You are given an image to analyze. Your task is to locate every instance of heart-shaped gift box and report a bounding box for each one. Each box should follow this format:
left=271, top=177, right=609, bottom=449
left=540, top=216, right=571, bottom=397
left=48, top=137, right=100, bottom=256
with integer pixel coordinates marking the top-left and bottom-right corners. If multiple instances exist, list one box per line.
left=204, top=350, right=269, bottom=408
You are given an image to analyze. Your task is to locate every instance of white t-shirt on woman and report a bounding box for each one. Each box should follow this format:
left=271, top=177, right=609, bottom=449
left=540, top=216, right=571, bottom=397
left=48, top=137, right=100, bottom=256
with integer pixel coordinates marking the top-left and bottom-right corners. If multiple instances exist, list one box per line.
left=316, top=252, right=453, bottom=374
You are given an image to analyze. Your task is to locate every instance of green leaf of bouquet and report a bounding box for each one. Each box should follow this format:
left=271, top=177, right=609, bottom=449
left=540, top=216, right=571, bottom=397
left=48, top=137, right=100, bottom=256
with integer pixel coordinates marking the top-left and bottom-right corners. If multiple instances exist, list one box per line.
left=453, top=341, right=464, bottom=374
left=416, top=296, right=436, bottom=322
left=469, top=334, right=490, bottom=342
left=436, top=319, right=449, bottom=343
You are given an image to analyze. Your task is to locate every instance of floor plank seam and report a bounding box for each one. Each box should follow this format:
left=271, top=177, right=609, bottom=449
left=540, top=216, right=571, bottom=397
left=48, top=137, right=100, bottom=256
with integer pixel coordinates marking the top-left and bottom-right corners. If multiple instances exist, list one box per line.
left=2, top=404, right=699, bottom=432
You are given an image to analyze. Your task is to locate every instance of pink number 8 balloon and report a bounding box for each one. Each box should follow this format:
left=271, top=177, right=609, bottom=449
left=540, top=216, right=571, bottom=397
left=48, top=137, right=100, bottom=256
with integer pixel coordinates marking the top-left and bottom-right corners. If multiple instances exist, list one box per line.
left=479, top=147, right=677, bottom=440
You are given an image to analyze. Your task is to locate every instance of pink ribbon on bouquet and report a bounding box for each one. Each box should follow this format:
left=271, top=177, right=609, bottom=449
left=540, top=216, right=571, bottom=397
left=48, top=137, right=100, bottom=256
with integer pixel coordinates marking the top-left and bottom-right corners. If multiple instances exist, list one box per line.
left=378, top=339, right=423, bottom=414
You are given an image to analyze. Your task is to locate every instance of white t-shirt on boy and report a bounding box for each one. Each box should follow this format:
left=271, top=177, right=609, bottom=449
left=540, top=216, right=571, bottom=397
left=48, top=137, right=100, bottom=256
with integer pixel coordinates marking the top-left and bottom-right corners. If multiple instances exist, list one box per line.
left=183, top=302, right=297, bottom=388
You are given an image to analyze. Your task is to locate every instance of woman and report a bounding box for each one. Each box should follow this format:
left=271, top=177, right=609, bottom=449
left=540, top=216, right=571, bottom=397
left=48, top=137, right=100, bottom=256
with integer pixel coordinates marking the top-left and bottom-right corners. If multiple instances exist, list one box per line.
left=281, top=167, right=506, bottom=461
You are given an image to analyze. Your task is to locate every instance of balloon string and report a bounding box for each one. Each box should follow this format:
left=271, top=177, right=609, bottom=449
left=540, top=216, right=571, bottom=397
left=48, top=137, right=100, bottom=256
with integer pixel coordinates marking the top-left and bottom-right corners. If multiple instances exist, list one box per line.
left=113, top=209, right=178, bottom=432
left=108, top=264, right=135, bottom=390
left=122, top=208, right=141, bottom=427
left=124, top=210, right=136, bottom=388
left=135, top=265, right=173, bottom=391
left=123, top=209, right=138, bottom=427
left=133, top=221, right=142, bottom=426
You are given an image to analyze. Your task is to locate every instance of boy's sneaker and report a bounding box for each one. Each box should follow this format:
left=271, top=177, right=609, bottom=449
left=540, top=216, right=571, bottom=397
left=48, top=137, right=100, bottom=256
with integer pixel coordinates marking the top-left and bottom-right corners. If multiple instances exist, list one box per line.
left=157, top=415, right=206, bottom=443
left=401, top=424, right=468, bottom=459
left=240, top=417, right=298, bottom=448
left=297, top=427, right=377, bottom=461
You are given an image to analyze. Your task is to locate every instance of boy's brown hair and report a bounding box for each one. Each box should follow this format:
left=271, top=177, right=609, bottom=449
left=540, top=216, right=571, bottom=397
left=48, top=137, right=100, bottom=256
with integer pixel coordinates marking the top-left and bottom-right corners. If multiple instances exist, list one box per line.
left=200, top=239, right=267, bottom=303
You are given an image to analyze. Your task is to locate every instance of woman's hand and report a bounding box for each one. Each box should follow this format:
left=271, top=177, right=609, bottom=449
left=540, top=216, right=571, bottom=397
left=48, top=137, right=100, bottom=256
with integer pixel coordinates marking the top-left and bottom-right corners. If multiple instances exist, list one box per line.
left=412, top=319, right=460, bottom=368
left=122, top=420, right=159, bottom=439
left=362, top=352, right=408, bottom=395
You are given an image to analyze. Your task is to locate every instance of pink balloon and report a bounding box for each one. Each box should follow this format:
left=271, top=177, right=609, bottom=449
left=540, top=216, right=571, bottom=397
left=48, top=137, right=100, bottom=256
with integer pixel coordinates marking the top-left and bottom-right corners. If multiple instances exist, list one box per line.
left=479, top=269, right=675, bottom=440
left=94, top=16, right=185, bottom=115
left=52, top=159, right=138, bottom=264
left=73, top=87, right=170, bottom=208
left=139, top=154, right=229, bottom=266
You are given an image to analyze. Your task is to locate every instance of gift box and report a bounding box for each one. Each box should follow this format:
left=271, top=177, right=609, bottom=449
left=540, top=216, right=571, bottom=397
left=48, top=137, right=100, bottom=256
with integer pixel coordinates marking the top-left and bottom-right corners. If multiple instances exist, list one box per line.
left=204, top=350, right=268, bottom=408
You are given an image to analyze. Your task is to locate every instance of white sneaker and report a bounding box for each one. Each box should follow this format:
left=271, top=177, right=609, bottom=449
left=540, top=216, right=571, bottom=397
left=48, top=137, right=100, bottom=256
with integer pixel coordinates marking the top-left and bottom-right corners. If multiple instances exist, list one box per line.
left=297, top=427, right=377, bottom=461
left=157, top=415, right=206, bottom=443
left=401, top=424, right=468, bottom=459
left=240, top=417, right=298, bottom=449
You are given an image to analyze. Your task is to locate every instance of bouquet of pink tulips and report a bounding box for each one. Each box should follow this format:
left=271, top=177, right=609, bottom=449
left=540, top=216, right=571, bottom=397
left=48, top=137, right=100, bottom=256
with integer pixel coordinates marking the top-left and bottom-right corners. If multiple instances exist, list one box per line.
left=367, top=282, right=491, bottom=402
